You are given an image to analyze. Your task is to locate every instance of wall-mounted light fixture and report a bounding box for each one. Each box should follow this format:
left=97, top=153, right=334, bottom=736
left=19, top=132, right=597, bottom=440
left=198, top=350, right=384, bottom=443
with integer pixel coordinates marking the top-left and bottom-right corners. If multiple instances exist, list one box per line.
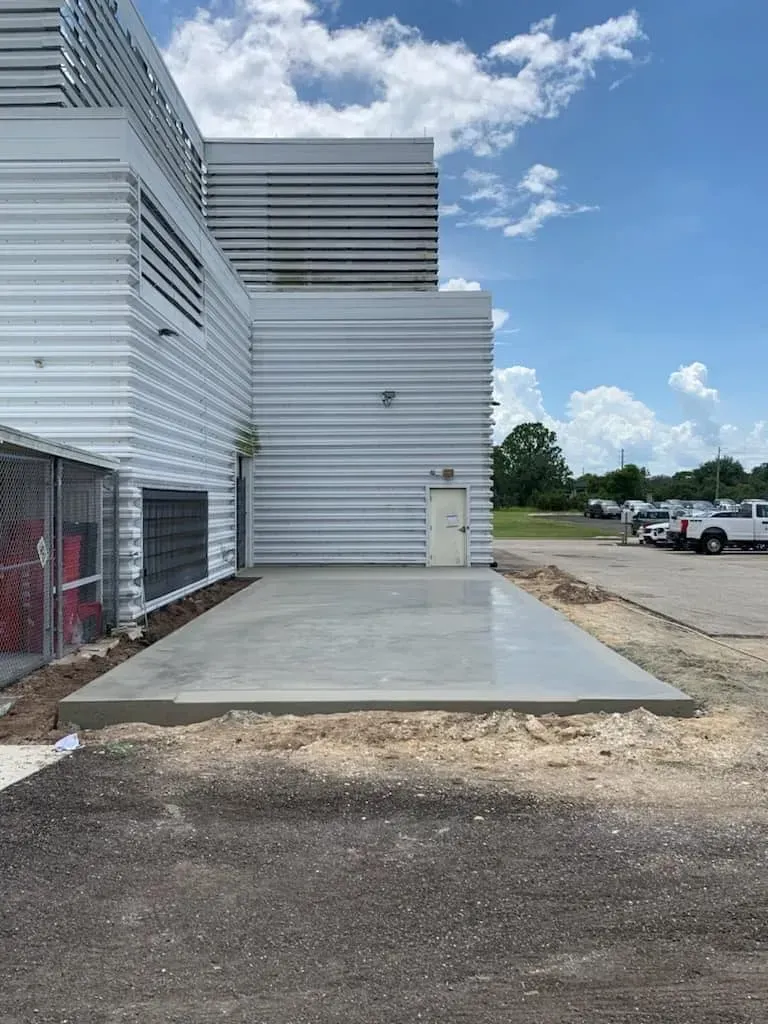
left=158, top=326, right=179, bottom=339
left=381, top=390, right=397, bottom=407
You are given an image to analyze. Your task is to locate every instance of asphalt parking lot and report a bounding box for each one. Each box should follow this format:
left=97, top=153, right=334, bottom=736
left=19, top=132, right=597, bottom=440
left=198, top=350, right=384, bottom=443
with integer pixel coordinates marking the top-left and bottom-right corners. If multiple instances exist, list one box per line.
left=1, top=749, right=766, bottom=1024
left=494, top=539, right=768, bottom=636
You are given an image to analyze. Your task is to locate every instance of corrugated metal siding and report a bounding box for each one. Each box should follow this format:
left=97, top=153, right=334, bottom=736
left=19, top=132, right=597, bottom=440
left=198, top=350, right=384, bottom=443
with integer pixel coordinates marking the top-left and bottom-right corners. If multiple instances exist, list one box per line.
left=124, top=241, right=251, bottom=616
left=205, top=140, right=438, bottom=291
left=0, top=160, right=137, bottom=451
left=0, top=120, right=252, bottom=622
left=0, top=156, right=140, bottom=616
left=251, top=292, right=493, bottom=565
left=0, top=0, right=205, bottom=214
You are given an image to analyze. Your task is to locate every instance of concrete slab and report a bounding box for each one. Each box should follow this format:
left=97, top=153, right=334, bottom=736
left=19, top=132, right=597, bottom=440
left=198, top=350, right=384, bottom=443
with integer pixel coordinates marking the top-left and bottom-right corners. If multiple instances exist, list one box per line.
left=60, top=568, right=693, bottom=727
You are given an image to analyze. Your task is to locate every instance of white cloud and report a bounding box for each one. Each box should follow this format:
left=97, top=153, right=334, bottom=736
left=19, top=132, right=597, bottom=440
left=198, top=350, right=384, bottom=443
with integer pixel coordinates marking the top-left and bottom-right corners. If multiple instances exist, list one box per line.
left=493, top=361, right=766, bottom=474
left=519, top=163, right=559, bottom=195
left=464, top=169, right=508, bottom=204
left=504, top=197, right=596, bottom=238
left=163, top=2, right=642, bottom=157
left=668, top=361, right=720, bottom=444
left=439, top=203, right=462, bottom=216
left=492, top=308, right=510, bottom=331
left=440, top=277, right=481, bottom=291
left=460, top=163, right=595, bottom=237
left=530, top=16, right=557, bottom=36
left=439, top=278, right=510, bottom=335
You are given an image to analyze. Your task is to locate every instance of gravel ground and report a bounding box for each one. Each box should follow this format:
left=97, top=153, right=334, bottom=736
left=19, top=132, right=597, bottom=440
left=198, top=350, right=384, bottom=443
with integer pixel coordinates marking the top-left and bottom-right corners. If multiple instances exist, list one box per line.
left=494, top=539, right=768, bottom=635
left=1, top=747, right=766, bottom=1024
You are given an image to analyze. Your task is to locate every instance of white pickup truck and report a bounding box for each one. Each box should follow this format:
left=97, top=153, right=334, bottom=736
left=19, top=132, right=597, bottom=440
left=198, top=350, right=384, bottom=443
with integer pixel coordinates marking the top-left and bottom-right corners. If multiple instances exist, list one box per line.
left=684, top=501, right=768, bottom=554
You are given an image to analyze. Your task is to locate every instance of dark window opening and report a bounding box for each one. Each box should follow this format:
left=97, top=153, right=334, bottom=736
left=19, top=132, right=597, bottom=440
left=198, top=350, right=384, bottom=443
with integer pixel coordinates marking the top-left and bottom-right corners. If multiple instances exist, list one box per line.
left=142, top=489, right=208, bottom=602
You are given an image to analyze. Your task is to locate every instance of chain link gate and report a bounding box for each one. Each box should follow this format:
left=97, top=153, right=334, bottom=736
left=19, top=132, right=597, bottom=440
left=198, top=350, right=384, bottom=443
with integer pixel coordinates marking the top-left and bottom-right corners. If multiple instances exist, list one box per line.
left=0, top=454, right=54, bottom=684
left=0, top=429, right=119, bottom=690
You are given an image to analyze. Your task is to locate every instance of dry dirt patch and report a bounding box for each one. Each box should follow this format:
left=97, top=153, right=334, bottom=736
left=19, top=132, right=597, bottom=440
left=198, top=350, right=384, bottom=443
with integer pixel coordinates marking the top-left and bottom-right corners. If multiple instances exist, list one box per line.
left=0, top=578, right=252, bottom=743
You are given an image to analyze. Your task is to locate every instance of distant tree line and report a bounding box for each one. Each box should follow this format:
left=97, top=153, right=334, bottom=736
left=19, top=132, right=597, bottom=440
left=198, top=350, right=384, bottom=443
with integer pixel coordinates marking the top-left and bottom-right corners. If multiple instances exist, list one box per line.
left=494, top=422, right=768, bottom=509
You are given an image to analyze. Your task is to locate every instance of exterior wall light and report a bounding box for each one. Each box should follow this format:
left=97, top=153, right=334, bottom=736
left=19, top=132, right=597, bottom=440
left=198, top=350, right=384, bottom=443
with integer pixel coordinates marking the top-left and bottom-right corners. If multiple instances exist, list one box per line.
left=381, top=390, right=397, bottom=407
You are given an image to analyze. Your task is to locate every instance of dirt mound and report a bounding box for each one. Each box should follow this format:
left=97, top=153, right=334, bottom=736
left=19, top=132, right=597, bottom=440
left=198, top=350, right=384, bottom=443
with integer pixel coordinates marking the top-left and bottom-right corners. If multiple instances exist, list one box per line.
left=509, top=566, right=610, bottom=605
left=552, top=580, right=609, bottom=604
left=93, top=705, right=764, bottom=775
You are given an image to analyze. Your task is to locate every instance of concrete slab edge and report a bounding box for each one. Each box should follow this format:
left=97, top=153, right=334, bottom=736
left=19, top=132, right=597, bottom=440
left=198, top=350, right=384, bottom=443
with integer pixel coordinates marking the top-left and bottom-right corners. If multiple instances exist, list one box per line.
left=61, top=695, right=695, bottom=730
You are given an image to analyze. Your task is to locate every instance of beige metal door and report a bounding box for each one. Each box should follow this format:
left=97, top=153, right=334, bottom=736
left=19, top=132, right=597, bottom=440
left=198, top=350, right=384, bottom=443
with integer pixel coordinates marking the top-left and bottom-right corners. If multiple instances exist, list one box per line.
left=427, top=487, right=468, bottom=566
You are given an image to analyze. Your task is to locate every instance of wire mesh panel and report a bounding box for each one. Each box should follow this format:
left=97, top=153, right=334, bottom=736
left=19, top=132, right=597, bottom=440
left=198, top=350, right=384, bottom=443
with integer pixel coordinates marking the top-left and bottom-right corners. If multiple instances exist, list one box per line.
left=0, top=455, right=53, bottom=686
left=101, top=471, right=119, bottom=631
left=59, top=462, right=105, bottom=654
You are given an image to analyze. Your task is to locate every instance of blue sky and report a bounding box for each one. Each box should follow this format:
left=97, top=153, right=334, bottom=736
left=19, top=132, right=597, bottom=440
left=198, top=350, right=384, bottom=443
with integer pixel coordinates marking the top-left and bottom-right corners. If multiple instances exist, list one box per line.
left=136, top=0, right=768, bottom=472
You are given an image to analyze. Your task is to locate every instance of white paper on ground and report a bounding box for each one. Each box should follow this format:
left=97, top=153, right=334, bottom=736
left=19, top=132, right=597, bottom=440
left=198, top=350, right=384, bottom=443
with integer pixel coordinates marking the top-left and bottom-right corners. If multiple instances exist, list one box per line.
left=54, top=733, right=80, bottom=752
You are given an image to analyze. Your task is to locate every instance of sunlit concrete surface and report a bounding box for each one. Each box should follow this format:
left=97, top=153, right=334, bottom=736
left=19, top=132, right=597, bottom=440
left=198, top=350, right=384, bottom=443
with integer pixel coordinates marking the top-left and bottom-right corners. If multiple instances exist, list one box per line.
left=60, top=568, right=693, bottom=727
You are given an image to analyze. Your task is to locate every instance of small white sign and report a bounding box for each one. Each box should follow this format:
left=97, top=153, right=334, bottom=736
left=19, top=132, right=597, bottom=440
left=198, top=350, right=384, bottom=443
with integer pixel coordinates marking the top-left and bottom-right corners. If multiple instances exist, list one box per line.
left=445, top=514, right=459, bottom=526
left=36, top=536, right=49, bottom=568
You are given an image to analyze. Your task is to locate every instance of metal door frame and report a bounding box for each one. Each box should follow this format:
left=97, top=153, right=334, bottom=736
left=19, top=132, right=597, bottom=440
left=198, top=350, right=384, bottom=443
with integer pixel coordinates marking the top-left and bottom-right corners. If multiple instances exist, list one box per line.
left=425, top=484, right=470, bottom=567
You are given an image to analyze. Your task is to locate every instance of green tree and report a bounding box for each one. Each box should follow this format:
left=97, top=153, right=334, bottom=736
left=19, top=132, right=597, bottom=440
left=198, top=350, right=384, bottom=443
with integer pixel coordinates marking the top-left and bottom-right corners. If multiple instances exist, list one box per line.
left=690, top=456, right=746, bottom=499
left=748, top=463, right=768, bottom=498
left=495, top=423, right=571, bottom=507
left=603, top=463, right=647, bottom=504
left=492, top=445, right=515, bottom=507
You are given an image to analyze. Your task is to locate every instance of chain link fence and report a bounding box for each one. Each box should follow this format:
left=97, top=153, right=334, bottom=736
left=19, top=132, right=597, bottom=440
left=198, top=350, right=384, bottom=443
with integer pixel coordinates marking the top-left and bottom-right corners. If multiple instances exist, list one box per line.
left=0, top=433, right=118, bottom=690
left=0, top=455, right=53, bottom=685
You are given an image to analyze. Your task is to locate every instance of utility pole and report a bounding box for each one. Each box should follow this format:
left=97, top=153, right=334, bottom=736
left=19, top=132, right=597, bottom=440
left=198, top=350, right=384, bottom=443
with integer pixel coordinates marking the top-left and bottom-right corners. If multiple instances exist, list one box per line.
left=620, top=448, right=625, bottom=469
left=715, top=446, right=721, bottom=501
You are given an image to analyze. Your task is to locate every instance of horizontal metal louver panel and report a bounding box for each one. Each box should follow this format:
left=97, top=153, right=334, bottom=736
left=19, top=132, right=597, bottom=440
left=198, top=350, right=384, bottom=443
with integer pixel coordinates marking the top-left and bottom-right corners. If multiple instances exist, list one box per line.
left=251, top=292, right=493, bottom=565
left=0, top=0, right=205, bottom=215
left=206, top=140, right=439, bottom=290
left=139, top=186, right=204, bottom=330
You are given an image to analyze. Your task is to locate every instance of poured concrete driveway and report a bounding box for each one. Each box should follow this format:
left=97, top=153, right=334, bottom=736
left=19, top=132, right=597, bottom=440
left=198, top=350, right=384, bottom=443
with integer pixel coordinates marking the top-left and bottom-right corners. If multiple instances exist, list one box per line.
left=61, top=568, right=692, bottom=727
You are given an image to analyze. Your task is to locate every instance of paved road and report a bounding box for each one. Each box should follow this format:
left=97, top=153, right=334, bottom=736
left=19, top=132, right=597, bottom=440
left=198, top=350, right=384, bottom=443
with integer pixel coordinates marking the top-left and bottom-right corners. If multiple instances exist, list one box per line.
left=495, top=538, right=768, bottom=636
left=1, top=750, right=766, bottom=1023
left=553, top=513, right=625, bottom=534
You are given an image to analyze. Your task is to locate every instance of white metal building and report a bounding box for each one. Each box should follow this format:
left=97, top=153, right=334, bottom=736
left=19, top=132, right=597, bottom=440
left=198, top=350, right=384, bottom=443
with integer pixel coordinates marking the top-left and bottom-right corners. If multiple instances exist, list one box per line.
left=0, top=0, right=494, bottom=626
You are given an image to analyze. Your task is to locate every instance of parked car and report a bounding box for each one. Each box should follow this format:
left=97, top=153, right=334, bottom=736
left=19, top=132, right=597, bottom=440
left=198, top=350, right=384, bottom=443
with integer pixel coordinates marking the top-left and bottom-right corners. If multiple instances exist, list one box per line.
left=686, top=501, right=768, bottom=554
left=639, top=521, right=670, bottom=546
left=597, top=501, right=622, bottom=519
left=631, top=507, right=669, bottom=535
left=715, top=499, right=740, bottom=512
left=623, top=500, right=653, bottom=514
left=584, top=499, right=604, bottom=518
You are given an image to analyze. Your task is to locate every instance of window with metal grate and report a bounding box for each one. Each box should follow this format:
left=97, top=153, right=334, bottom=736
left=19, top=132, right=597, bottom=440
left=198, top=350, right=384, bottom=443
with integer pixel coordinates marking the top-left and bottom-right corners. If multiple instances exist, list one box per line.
left=139, top=187, right=204, bottom=329
left=142, top=489, right=208, bottom=603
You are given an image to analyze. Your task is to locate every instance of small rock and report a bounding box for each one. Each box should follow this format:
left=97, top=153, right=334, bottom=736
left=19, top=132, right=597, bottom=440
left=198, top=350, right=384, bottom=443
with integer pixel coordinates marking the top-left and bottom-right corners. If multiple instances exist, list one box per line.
left=524, top=716, right=550, bottom=742
left=0, top=699, right=15, bottom=718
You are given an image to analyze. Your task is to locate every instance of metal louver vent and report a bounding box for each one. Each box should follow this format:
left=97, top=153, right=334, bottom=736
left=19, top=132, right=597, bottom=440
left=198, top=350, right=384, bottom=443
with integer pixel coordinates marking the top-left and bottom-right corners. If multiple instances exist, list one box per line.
left=205, top=141, right=439, bottom=291
left=140, top=187, right=204, bottom=329
left=0, top=0, right=205, bottom=215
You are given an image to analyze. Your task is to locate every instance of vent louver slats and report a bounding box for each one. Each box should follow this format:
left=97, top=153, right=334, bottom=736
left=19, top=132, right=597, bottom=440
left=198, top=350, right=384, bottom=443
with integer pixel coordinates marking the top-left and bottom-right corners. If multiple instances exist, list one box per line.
left=139, top=187, right=204, bottom=329
left=205, top=141, right=439, bottom=291
left=0, top=0, right=205, bottom=215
